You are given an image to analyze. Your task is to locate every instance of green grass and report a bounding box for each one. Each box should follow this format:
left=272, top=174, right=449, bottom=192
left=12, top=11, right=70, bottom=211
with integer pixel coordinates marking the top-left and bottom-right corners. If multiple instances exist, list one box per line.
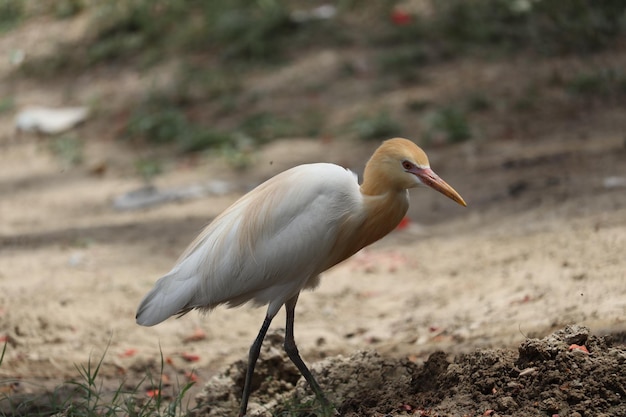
left=0, top=341, right=196, bottom=417
left=64, top=348, right=194, bottom=417
left=0, top=338, right=331, bottom=417
left=0, top=340, right=6, bottom=367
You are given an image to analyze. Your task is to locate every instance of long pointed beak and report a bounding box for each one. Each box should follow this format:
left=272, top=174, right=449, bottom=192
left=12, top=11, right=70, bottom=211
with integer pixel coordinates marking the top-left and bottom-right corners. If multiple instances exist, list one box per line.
left=414, top=167, right=467, bottom=207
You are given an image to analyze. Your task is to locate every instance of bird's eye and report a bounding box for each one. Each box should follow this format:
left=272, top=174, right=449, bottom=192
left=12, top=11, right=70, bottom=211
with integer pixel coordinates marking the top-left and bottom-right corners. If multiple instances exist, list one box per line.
left=402, top=161, right=413, bottom=170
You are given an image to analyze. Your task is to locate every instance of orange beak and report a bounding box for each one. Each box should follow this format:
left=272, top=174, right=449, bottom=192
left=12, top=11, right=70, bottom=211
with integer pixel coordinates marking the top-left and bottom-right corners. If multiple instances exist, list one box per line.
left=414, top=168, right=467, bottom=207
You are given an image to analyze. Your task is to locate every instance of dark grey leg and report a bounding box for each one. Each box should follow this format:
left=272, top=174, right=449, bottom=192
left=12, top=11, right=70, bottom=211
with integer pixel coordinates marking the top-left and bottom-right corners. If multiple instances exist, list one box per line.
left=284, top=295, right=333, bottom=413
left=239, top=315, right=272, bottom=417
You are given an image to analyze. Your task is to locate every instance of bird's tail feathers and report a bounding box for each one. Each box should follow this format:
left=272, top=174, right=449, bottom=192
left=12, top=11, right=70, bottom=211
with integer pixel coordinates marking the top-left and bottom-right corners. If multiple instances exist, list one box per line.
left=135, top=271, right=199, bottom=326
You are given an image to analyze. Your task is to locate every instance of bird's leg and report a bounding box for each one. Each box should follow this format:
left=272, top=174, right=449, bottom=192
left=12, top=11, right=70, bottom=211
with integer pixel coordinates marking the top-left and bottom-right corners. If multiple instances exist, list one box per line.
left=239, top=315, right=272, bottom=417
left=284, top=295, right=334, bottom=414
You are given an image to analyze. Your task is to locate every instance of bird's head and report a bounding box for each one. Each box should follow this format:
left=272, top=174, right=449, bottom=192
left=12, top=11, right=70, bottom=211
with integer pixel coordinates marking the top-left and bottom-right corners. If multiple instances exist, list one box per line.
left=363, top=138, right=467, bottom=207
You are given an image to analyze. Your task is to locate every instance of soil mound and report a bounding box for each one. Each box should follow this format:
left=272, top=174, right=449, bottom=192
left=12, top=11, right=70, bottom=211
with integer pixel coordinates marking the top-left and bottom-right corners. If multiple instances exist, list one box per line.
left=192, top=325, right=626, bottom=416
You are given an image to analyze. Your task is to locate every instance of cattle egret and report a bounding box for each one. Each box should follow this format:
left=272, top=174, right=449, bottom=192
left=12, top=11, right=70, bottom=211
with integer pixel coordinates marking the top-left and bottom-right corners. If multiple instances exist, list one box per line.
left=136, top=137, right=466, bottom=416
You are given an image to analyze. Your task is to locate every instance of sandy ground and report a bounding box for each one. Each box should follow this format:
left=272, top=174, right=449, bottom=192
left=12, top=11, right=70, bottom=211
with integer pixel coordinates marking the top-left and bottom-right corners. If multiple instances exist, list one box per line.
left=0, top=12, right=625, bottom=417
left=0, top=125, right=625, bottom=415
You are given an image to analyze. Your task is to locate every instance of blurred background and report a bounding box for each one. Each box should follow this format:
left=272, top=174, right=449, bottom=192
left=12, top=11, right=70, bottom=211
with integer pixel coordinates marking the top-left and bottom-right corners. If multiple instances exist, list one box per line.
left=1, top=0, right=625, bottom=415
left=2, top=0, right=625, bottom=184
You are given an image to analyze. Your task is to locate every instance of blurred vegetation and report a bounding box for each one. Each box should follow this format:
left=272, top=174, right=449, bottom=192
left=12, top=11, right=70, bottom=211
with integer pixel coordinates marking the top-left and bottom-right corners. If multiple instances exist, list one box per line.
left=0, top=97, right=15, bottom=114
left=432, top=0, right=626, bottom=54
left=352, top=110, right=403, bottom=141
left=84, top=0, right=297, bottom=64
left=0, top=0, right=23, bottom=32
left=50, top=135, right=84, bottom=167
left=125, top=93, right=234, bottom=153
left=6, top=0, right=626, bottom=159
left=566, top=68, right=626, bottom=100
left=135, top=157, right=163, bottom=182
left=423, top=106, right=472, bottom=144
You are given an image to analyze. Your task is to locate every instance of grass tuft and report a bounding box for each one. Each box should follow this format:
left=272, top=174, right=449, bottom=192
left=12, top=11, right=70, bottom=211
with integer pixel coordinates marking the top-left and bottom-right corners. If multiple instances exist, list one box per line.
left=0, top=341, right=195, bottom=417
left=65, top=347, right=195, bottom=416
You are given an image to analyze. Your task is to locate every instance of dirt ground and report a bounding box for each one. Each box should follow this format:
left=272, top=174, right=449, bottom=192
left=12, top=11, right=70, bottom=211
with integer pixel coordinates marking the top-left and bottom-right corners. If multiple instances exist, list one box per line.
left=1, top=13, right=626, bottom=417
left=193, top=325, right=626, bottom=416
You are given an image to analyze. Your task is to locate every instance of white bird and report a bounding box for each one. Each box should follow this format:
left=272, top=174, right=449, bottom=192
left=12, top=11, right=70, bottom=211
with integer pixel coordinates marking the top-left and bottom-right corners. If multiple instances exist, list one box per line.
left=136, top=137, right=466, bottom=416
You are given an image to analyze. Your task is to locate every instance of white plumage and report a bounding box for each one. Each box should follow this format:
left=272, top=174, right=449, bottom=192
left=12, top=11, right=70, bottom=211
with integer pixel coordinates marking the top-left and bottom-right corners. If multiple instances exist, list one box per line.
left=136, top=163, right=361, bottom=326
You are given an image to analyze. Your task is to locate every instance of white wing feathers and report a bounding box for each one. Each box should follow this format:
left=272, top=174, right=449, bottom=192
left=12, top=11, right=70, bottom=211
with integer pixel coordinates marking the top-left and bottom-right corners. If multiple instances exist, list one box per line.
left=136, top=163, right=362, bottom=326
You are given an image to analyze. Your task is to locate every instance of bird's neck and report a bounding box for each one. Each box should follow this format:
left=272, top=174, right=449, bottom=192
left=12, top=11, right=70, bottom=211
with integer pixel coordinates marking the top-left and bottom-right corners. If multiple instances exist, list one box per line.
left=359, top=189, right=409, bottom=247
left=323, top=187, right=409, bottom=271
left=358, top=162, right=409, bottom=244
left=360, top=162, right=396, bottom=196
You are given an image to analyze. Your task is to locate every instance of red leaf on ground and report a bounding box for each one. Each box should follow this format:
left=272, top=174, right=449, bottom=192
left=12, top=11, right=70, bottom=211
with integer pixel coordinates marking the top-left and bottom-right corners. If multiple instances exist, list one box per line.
left=183, top=328, right=207, bottom=343
left=181, top=352, right=200, bottom=362
left=510, top=294, right=532, bottom=305
left=147, top=389, right=160, bottom=398
left=569, top=344, right=589, bottom=354
left=118, top=348, right=137, bottom=358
